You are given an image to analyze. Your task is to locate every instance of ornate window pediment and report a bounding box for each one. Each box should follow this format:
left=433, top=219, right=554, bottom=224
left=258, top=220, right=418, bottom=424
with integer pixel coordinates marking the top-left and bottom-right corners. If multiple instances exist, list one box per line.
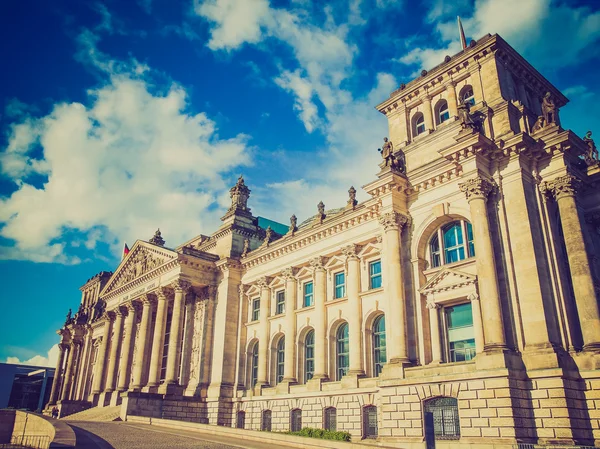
left=420, top=268, right=476, bottom=296
left=101, top=242, right=178, bottom=296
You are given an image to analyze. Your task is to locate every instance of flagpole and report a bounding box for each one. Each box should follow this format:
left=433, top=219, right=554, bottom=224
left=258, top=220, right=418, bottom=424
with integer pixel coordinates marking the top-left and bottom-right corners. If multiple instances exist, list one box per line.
left=457, top=16, right=467, bottom=50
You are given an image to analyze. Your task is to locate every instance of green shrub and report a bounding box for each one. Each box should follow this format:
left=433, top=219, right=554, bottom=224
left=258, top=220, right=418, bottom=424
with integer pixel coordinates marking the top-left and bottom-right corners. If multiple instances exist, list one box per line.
left=286, top=427, right=351, bottom=442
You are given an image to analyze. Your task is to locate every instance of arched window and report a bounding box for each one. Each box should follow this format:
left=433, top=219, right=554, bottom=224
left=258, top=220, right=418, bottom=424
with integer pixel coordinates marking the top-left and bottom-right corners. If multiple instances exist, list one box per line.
left=290, top=409, right=302, bottom=432
left=429, top=220, right=475, bottom=268
left=373, top=315, right=386, bottom=377
left=336, top=323, right=349, bottom=380
left=276, top=338, right=285, bottom=384
left=236, top=411, right=245, bottom=429
left=460, top=86, right=475, bottom=106
left=363, top=405, right=378, bottom=438
left=436, top=100, right=450, bottom=125
left=324, top=407, right=337, bottom=431
left=251, top=343, right=259, bottom=387
left=424, top=397, right=460, bottom=439
left=414, top=113, right=426, bottom=136
left=304, top=330, right=315, bottom=383
left=261, top=410, right=272, bottom=431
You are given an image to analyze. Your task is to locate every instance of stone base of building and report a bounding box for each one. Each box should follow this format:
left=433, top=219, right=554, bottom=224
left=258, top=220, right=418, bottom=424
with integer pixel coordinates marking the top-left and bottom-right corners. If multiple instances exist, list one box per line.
left=55, top=400, right=92, bottom=418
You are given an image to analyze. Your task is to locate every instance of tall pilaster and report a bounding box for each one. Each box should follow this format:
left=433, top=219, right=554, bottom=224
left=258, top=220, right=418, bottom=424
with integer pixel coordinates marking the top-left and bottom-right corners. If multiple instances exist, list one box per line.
left=179, top=293, right=196, bottom=387
left=256, top=277, right=271, bottom=388
left=282, top=268, right=297, bottom=383
left=165, top=280, right=190, bottom=386
left=131, top=295, right=154, bottom=390
left=47, top=342, right=68, bottom=406
left=422, top=96, right=434, bottom=132
left=459, top=176, right=507, bottom=352
left=61, top=340, right=80, bottom=401
left=92, top=313, right=113, bottom=394
left=147, top=288, right=169, bottom=388
left=117, top=303, right=137, bottom=391
left=379, top=211, right=410, bottom=364
left=426, top=299, right=442, bottom=364
left=311, top=257, right=329, bottom=380
left=446, top=82, right=458, bottom=118
left=342, top=244, right=364, bottom=376
left=74, top=327, right=92, bottom=400
left=545, top=174, right=600, bottom=352
left=468, top=292, right=485, bottom=355
left=105, top=308, right=124, bottom=392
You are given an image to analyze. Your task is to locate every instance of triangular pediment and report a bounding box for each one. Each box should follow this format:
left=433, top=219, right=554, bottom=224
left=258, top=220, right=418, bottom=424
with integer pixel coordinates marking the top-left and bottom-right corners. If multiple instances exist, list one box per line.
left=420, top=268, right=476, bottom=295
left=101, top=241, right=178, bottom=296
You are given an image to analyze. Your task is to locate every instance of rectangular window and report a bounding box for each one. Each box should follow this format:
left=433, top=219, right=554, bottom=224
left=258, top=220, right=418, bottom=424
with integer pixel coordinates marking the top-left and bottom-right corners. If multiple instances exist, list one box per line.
left=252, top=298, right=260, bottom=321
left=369, top=260, right=382, bottom=289
left=160, top=312, right=173, bottom=381
left=276, top=290, right=285, bottom=315
left=445, top=303, right=476, bottom=362
left=334, top=272, right=345, bottom=299
left=303, top=282, right=314, bottom=307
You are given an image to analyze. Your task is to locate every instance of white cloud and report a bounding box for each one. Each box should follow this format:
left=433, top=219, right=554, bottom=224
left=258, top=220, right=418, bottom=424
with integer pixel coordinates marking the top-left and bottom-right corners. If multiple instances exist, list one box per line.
left=6, top=344, right=59, bottom=368
left=0, top=32, right=252, bottom=264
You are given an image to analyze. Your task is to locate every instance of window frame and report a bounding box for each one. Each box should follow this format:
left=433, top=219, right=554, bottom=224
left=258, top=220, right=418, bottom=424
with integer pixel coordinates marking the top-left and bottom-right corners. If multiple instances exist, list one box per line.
left=303, top=281, right=314, bottom=307
left=251, top=343, right=259, bottom=387
left=415, top=113, right=426, bottom=136
left=436, top=100, right=450, bottom=125
left=443, top=302, right=476, bottom=363
left=275, top=290, right=285, bottom=315
left=369, top=260, right=382, bottom=289
left=460, top=86, right=475, bottom=106
left=276, top=338, right=285, bottom=384
left=424, top=397, right=460, bottom=440
left=373, top=315, right=386, bottom=377
left=336, top=323, right=349, bottom=381
left=324, top=407, right=337, bottom=431
left=429, top=220, right=475, bottom=268
left=251, top=298, right=260, bottom=322
left=261, top=410, right=272, bottom=432
left=290, top=409, right=302, bottom=432
left=334, top=271, right=346, bottom=299
left=304, top=330, right=315, bottom=383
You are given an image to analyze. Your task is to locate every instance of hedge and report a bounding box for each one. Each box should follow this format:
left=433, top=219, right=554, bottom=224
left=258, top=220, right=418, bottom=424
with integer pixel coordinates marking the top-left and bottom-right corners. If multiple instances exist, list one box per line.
left=286, top=427, right=351, bottom=441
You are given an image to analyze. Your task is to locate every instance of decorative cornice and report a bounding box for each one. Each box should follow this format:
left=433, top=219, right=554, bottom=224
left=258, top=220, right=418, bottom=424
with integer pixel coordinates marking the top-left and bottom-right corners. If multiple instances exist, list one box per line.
left=458, top=176, right=495, bottom=201
left=378, top=211, right=409, bottom=231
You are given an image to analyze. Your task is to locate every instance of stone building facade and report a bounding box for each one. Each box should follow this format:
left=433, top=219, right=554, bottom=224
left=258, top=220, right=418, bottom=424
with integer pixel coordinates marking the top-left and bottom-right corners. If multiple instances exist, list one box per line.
left=46, top=34, right=600, bottom=448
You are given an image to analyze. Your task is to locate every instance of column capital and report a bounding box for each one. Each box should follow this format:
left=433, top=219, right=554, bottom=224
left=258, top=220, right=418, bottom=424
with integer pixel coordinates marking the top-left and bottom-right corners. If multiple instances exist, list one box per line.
left=459, top=176, right=495, bottom=201
left=101, top=311, right=115, bottom=322
left=341, top=244, right=361, bottom=260
left=541, top=174, right=581, bottom=200
left=256, top=276, right=272, bottom=290
left=171, top=279, right=191, bottom=293
left=378, top=211, right=409, bottom=231
left=140, top=293, right=156, bottom=307
left=281, top=267, right=297, bottom=280
left=156, top=287, right=173, bottom=300
left=309, top=256, right=327, bottom=271
left=58, top=342, right=69, bottom=352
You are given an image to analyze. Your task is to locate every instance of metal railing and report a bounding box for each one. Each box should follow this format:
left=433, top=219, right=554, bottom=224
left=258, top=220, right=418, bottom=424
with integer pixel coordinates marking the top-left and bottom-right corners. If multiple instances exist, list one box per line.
left=0, top=434, right=51, bottom=449
left=515, top=444, right=599, bottom=449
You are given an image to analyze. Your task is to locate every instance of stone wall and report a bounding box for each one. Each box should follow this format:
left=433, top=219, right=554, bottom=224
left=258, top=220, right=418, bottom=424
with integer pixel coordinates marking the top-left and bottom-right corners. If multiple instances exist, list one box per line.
left=163, top=397, right=208, bottom=423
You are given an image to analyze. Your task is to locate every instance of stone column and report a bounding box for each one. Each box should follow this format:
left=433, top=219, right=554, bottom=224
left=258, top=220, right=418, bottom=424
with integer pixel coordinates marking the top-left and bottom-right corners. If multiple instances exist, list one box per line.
left=311, top=257, right=328, bottom=379
left=282, top=268, right=297, bottom=383
left=426, top=299, right=442, bottom=364
left=379, top=212, right=410, bottom=364
left=422, top=96, right=434, bottom=131
left=179, top=293, right=196, bottom=387
left=61, top=341, right=80, bottom=401
left=105, top=309, right=124, bottom=392
left=548, top=175, right=600, bottom=351
left=256, top=277, right=271, bottom=388
left=47, top=342, right=68, bottom=406
left=147, top=288, right=169, bottom=387
left=468, top=292, right=485, bottom=355
left=459, top=177, right=507, bottom=351
left=117, top=303, right=137, bottom=391
left=92, top=313, right=113, bottom=394
left=131, top=295, right=154, bottom=390
left=343, top=244, right=364, bottom=376
left=446, top=82, right=458, bottom=118
left=74, top=328, right=92, bottom=400
left=165, top=280, right=190, bottom=385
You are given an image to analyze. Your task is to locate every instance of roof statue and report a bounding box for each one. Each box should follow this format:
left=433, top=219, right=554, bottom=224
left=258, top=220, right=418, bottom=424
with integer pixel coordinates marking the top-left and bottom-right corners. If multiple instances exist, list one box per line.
left=458, top=99, right=483, bottom=133
left=228, top=175, right=251, bottom=215
left=347, top=186, right=357, bottom=209
left=149, top=228, right=165, bottom=246
left=317, top=201, right=326, bottom=224
left=241, top=238, right=250, bottom=257
left=584, top=131, right=599, bottom=166
left=289, top=214, right=297, bottom=234
left=378, top=137, right=406, bottom=174
left=542, top=92, right=558, bottom=126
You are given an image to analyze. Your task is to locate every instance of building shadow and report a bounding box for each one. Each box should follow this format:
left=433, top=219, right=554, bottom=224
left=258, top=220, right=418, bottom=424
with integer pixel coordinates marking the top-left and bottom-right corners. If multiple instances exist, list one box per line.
left=68, top=424, right=115, bottom=449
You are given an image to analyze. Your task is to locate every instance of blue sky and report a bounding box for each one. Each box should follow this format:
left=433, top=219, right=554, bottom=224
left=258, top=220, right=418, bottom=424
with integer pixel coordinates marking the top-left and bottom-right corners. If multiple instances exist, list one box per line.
left=1, top=0, right=599, bottom=366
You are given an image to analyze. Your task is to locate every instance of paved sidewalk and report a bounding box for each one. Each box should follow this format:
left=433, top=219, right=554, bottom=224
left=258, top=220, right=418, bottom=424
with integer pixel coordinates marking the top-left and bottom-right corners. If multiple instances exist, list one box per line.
left=67, top=421, right=295, bottom=449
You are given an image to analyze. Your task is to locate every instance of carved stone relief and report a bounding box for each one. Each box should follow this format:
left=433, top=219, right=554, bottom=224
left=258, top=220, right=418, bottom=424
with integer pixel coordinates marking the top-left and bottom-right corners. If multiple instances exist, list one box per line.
left=114, top=247, right=166, bottom=288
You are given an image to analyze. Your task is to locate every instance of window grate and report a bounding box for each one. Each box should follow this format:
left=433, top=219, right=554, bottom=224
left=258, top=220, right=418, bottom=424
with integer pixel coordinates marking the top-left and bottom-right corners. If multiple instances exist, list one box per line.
left=424, top=397, right=460, bottom=440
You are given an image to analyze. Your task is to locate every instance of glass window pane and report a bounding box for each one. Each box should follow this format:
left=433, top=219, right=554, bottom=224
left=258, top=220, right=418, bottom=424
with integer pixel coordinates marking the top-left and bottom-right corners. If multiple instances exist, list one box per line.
left=305, top=330, right=314, bottom=382
left=337, top=323, right=349, bottom=380
left=370, top=261, right=382, bottom=289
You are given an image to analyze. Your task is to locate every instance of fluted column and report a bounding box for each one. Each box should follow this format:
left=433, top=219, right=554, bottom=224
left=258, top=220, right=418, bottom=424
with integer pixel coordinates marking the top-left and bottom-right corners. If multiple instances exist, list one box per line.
left=256, top=277, right=271, bottom=388
left=117, top=303, right=137, bottom=391
left=343, top=244, right=364, bottom=376
left=282, top=268, right=297, bottom=382
left=105, top=309, right=124, bottom=392
left=546, top=175, right=600, bottom=351
left=426, top=299, right=442, bottom=364
left=131, top=295, right=154, bottom=390
left=468, top=292, right=485, bottom=355
left=92, top=313, right=113, bottom=394
left=311, top=257, right=328, bottom=379
left=179, top=294, right=196, bottom=387
left=147, top=289, right=169, bottom=387
left=379, top=212, right=410, bottom=364
left=61, top=341, right=80, bottom=401
left=422, top=96, right=434, bottom=131
left=165, top=280, right=190, bottom=385
left=459, top=177, right=507, bottom=351
left=47, top=342, right=68, bottom=405
left=74, top=328, right=92, bottom=400
left=446, top=82, right=458, bottom=118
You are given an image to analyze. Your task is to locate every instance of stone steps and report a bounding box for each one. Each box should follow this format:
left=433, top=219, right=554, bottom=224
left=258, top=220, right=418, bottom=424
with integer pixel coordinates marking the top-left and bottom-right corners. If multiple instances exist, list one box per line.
left=64, top=405, right=121, bottom=422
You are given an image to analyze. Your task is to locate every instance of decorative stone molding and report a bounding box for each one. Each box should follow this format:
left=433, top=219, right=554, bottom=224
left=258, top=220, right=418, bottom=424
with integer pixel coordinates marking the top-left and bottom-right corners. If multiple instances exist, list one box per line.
left=341, top=244, right=361, bottom=260
left=378, top=211, right=409, bottom=231
left=541, top=174, right=581, bottom=200
left=425, top=298, right=440, bottom=310
left=281, top=267, right=296, bottom=280
left=156, top=287, right=172, bottom=301
left=171, top=279, right=191, bottom=293
left=309, top=256, right=327, bottom=271
left=467, top=292, right=480, bottom=302
left=256, top=277, right=271, bottom=289
left=458, top=176, right=495, bottom=201
left=140, top=293, right=155, bottom=306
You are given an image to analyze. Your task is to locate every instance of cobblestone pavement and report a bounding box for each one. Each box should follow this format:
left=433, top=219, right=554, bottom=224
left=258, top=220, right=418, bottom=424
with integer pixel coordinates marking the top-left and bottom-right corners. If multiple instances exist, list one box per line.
left=67, top=421, right=291, bottom=449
